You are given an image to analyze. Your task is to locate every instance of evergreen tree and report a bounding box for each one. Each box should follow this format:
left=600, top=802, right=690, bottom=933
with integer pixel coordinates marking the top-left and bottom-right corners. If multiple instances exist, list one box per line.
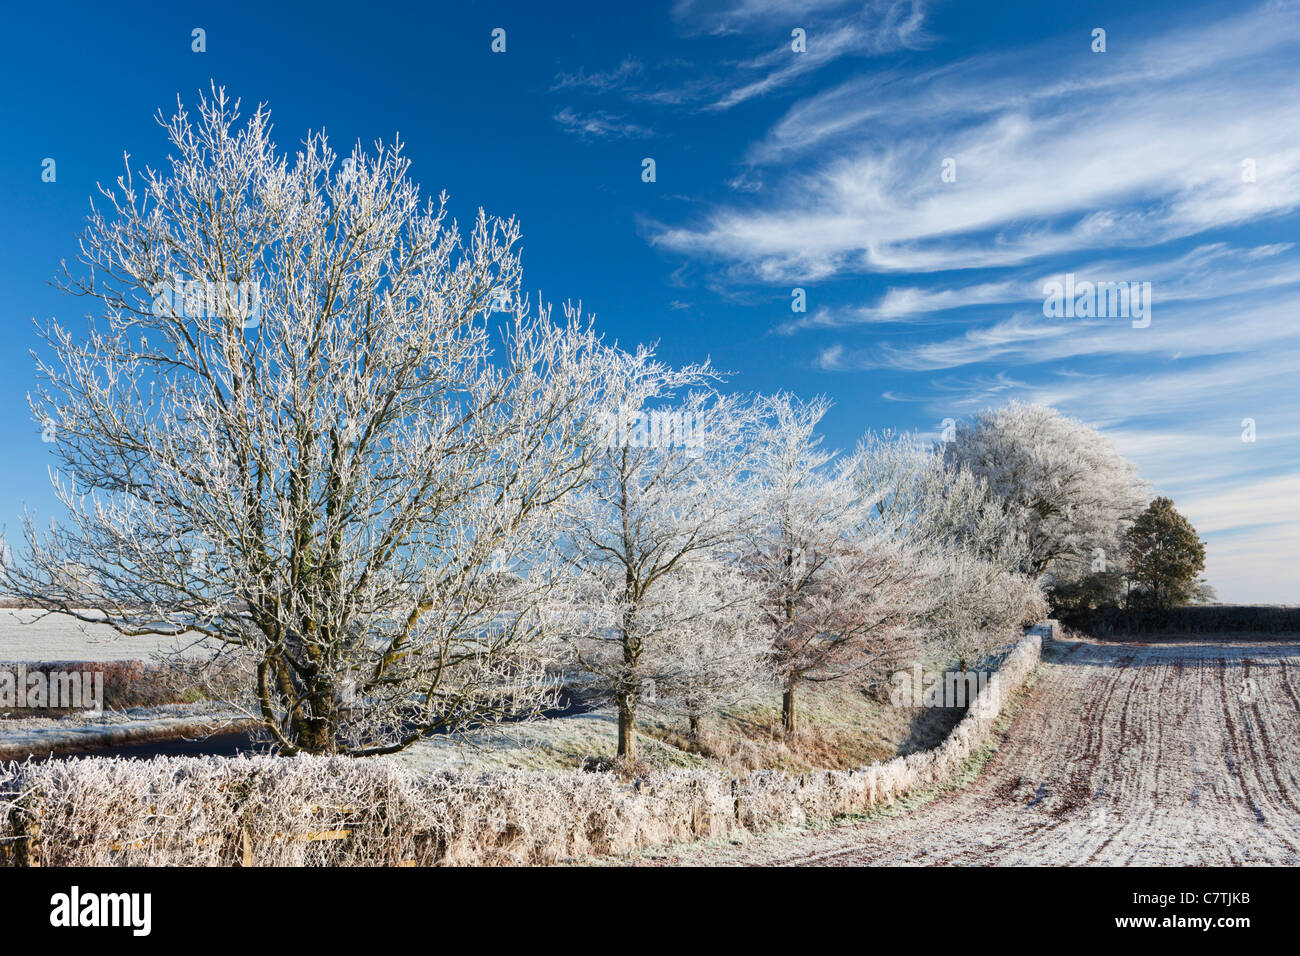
left=1124, top=497, right=1207, bottom=609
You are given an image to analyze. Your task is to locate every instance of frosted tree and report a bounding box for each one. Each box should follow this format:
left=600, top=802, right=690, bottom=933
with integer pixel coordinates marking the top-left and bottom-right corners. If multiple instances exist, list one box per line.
left=745, top=396, right=922, bottom=733
left=557, top=386, right=763, bottom=760
left=853, top=431, right=1045, bottom=669
left=942, top=403, right=1148, bottom=582
left=3, top=89, right=639, bottom=755
left=650, top=562, right=769, bottom=738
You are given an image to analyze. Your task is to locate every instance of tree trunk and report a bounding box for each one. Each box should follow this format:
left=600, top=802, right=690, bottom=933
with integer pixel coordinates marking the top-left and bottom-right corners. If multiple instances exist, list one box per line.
left=617, top=576, right=639, bottom=761
left=293, top=691, right=337, bottom=754
left=688, top=714, right=700, bottom=738
left=782, top=682, right=797, bottom=735
left=617, top=695, right=636, bottom=760
left=266, top=652, right=339, bottom=755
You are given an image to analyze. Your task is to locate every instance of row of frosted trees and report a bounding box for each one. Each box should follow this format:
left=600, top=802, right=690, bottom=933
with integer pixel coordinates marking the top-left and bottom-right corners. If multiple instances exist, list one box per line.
left=3, top=91, right=1147, bottom=758
left=557, top=388, right=1051, bottom=759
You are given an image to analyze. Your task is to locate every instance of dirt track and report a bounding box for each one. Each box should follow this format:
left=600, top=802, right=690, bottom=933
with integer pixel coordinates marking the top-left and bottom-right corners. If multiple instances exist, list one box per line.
left=667, top=635, right=1300, bottom=865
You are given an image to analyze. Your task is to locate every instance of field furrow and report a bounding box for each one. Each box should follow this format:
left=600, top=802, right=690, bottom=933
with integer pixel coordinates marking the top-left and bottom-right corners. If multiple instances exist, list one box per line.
left=658, top=635, right=1300, bottom=866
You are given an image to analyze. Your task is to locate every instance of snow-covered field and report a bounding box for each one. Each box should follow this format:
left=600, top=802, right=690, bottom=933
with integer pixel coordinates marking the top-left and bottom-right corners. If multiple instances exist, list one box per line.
left=649, top=634, right=1300, bottom=865
left=0, top=609, right=219, bottom=661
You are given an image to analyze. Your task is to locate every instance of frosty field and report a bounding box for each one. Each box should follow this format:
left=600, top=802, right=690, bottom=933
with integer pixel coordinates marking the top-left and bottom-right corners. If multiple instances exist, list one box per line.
left=0, top=609, right=219, bottom=661
left=650, top=633, right=1300, bottom=865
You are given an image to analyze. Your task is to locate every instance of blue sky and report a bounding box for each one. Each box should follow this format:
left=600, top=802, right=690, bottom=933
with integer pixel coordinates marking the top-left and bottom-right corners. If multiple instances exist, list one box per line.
left=0, top=0, right=1296, bottom=601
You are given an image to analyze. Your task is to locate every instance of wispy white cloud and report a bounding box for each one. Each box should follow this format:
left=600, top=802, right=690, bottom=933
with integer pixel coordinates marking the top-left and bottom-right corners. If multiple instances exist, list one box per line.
left=551, top=59, right=645, bottom=93
left=706, top=2, right=930, bottom=111
left=747, top=3, right=1300, bottom=164
left=552, top=108, right=654, bottom=141
left=778, top=279, right=1026, bottom=332
left=553, top=1, right=930, bottom=119
left=861, top=288, right=1300, bottom=371
left=652, top=4, right=1300, bottom=278
left=671, top=0, right=871, bottom=36
left=779, top=242, right=1300, bottom=332
left=1175, top=474, right=1300, bottom=603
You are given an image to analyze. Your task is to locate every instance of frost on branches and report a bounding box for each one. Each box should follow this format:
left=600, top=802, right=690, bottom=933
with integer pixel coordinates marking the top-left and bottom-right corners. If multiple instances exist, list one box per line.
left=942, top=403, right=1148, bottom=586
left=4, top=89, right=640, bottom=755
left=853, top=431, right=1046, bottom=669
left=744, top=397, right=922, bottom=733
left=556, top=385, right=767, bottom=760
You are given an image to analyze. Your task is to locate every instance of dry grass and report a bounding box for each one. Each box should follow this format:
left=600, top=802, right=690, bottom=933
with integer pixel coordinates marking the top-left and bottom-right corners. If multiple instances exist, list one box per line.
left=389, top=681, right=965, bottom=779
left=638, top=683, right=965, bottom=775
left=391, top=712, right=710, bottom=776
left=0, top=658, right=247, bottom=718
left=0, top=608, right=975, bottom=772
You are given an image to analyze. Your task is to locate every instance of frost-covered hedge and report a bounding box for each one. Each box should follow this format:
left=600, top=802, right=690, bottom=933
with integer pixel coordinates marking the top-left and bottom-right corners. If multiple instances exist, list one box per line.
left=0, top=630, right=1045, bottom=866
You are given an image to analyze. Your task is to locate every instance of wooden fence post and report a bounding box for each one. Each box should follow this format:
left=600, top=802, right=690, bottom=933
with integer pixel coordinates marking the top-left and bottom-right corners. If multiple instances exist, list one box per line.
left=10, top=797, right=40, bottom=868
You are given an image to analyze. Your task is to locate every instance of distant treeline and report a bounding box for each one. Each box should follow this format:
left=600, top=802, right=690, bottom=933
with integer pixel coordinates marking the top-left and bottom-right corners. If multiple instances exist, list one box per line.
left=1066, top=605, right=1300, bottom=636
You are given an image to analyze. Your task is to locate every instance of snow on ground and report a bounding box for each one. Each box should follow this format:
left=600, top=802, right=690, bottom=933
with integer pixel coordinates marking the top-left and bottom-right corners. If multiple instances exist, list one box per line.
left=640, top=634, right=1300, bottom=865
left=0, top=608, right=220, bottom=661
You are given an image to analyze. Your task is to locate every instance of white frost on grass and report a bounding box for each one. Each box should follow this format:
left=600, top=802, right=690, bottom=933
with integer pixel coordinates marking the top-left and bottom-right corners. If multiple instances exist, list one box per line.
left=0, top=706, right=253, bottom=760
left=390, top=709, right=709, bottom=774
left=0, top=633, right=1046, bottom=865
left=1, top=701, right=234, bottom=732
